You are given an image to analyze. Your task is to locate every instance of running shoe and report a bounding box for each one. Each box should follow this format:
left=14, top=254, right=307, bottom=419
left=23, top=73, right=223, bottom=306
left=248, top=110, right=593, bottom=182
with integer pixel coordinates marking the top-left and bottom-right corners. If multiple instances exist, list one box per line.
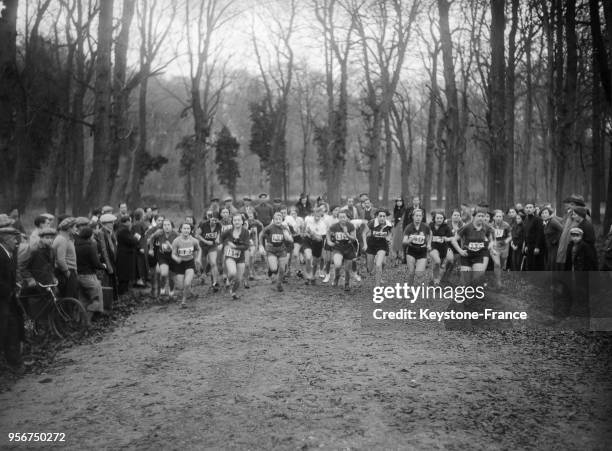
left=344, top=283, right=350, bottom=292
left=244, top=281, right=250, bottom=289
left=212, top=283, right=219, bottom=293
left=353, top=273, right=362, bottom=282
left=323, top=273, right=330, bottom=283
left=180, top=300, right=187, bottom=309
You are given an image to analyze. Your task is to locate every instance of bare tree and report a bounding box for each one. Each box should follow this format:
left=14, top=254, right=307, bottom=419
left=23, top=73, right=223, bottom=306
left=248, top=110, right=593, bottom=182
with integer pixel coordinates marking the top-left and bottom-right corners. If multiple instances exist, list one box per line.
left=181, top=0, right=237, bottom=219
left=251, top=0, right=296, bottom=200
left=437, top=0, right=459, bottom=209
left=312, top=0, right=355, bottom=205
left=126, top=0, right=176, bottom=208
left=352, top=0, right=420, bottom=204
left=85, top=0, right=113, bottom=208
left=108, top=0, right=137, bottom=205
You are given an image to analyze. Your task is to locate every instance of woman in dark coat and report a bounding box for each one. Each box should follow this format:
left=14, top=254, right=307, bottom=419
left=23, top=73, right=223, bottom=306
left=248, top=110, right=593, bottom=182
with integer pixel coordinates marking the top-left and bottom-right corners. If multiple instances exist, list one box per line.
left=540, top=206, right=563, bottom=271
left=392, top=196, right=406, bottom=264
left=115, top=216, right=139, bottom=295
left=131, top=208, right=149, bottom=287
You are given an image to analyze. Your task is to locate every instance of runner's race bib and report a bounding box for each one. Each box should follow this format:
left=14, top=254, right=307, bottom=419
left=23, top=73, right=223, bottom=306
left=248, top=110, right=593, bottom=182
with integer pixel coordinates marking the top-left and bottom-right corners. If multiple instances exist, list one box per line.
left=373, top=230, right=387, bottom=238
left=432, top=236, right=445, bottom=243
left=161, top=241, right=172, bottom=252
left=271, top=233, right=284, bottom=243
left=205, top=232, right=217, bottom=240
left=334, top=232, right=348, bottom=241
left=177, top=246, right=194, bottom=257
left=467, top=241, right=485, bottom=252
left=410, top=234, right=425, bottom=245
left=224, top=247, right=241, bottom=259
left=494, top=228, right=505, bottom=239
left=221, top=224, right=233, bottom=232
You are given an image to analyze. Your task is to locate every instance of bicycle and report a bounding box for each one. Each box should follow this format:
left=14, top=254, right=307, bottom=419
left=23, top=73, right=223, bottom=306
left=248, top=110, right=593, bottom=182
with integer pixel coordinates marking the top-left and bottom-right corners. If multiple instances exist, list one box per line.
left=17, top=281, right=89, bottom=340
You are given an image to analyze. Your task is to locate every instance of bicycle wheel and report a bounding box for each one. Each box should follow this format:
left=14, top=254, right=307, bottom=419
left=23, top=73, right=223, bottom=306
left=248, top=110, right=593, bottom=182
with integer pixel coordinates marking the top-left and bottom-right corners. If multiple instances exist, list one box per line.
left=48, top=297, right=89, bottom=340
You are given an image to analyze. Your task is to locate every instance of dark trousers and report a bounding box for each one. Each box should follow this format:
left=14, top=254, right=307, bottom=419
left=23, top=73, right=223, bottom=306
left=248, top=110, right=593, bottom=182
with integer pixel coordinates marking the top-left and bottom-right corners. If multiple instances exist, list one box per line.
left=1, top=298, right=24, bottom=366
left=57, top=268, right=79, bottom=299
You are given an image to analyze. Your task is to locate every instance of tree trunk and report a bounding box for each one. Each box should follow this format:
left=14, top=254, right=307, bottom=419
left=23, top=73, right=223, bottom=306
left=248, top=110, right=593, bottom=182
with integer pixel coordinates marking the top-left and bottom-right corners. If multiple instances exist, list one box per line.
left=367, top=110, right=382, bottom=202
left=591, top=53, right=603, bottom=224
left=556, top=0, right=577, bottom=213
left=382, top=112, right=393, bottom=205
left=505, top=0, right=518, bottom=204
left=0, top=0, right=18, bottom=211
left=109, top=0, right=136, bottom=203
left=438, top=0, right=459, bottom=210
left=86, top=0, right=114, bottom=207
left=521, top=19, right=534, bottom=202
left=488, top=0, right=506, bottom=208
left=127, top=70, right=148, bottom=209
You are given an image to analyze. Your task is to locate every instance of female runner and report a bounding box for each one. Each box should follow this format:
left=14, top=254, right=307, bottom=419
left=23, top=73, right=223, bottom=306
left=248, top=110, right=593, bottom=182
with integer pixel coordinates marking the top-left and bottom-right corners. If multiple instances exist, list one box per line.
left=451, top=207, right=494, bottom=285
left=403, top=209, right=432, bottom=286
left=365, top=209, right=393, bottom=286
left=220, top=213, right=250, bottom=300
left=445, top=209, right=464, bottom=279
left=430, top=211, right=454, bottom=285
left=245, top=210, right=263, bottom=284
left=171, top=223, right=202, bottom=308
left=490, top=209, right=511, bottom=288
left=148, top=219, right=178, bottom=298
left=260, top=212, right=294, bottom=292
left=327, top=210, right=358, bottom=291
left=321, top=205, right=339, bottom=283
left=196, top=211, right=221, bottom=292
left=302, top=206, right=328, bottom=285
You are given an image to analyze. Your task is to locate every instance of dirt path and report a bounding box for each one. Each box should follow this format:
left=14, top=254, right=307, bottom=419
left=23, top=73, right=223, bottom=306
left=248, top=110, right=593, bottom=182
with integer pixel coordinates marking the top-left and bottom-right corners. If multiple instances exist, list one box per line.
left=1, top=271, right=611, bottom=450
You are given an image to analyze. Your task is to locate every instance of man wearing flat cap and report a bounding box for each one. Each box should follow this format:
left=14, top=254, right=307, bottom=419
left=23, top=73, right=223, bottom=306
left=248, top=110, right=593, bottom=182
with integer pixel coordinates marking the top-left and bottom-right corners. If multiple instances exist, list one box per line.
left=53, top=217, right=79, bottom=299
left=240, top=197, right=257, bottom=219
left=0, top=222, right=24, bottom=371
left=96, top=213, right=118, bottom=300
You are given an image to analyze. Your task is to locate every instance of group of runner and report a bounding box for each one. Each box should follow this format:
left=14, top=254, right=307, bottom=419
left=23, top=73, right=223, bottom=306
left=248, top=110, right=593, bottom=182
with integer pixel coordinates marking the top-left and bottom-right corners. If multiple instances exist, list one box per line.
left=142, top=192, right=572, bottom=307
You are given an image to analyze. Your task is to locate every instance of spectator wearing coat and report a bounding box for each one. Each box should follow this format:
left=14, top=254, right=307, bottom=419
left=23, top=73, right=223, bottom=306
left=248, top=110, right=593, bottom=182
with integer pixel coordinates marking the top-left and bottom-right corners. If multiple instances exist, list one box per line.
left=115, top=216, right=139, bottom=295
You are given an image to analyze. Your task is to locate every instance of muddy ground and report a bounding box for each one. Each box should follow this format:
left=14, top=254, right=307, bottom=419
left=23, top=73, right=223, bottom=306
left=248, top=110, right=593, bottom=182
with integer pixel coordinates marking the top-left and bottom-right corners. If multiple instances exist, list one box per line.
left=1, top=266, right=611, bottom=450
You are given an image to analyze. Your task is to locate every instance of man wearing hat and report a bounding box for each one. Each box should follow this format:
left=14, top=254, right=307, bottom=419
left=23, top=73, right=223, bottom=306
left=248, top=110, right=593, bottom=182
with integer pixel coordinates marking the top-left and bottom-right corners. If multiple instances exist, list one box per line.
left=255, top=193, right=273, bottom=226
left=30, top=214, right=53, bottom=249
left=223, top=197, right=238, bottom=215
left=240, top=196, right=257, bottom=219
left=555, top=194, right=587, bottom=270
left=566, top=226, right=598, bottom=319
left=96, top=213, right=118, bottom=300
left=0, top=221, right=24, bottom=371
left=272, top=198, right=284, bottom=214
left=22, top=227, right=57, bottom=286
left=53, top=217, right=79, bottom=299
left=522, top=202, right=545, bottom=270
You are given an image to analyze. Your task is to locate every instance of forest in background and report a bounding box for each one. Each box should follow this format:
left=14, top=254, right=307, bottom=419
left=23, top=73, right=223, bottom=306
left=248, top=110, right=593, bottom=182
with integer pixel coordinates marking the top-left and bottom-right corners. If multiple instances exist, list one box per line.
left=0, top=0, right=611, bottom=228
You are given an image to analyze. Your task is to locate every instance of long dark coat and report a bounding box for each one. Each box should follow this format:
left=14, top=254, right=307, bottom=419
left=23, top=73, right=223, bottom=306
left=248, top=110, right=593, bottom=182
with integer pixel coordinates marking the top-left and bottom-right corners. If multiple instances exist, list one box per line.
left=115, top=226, right=139, bottom=283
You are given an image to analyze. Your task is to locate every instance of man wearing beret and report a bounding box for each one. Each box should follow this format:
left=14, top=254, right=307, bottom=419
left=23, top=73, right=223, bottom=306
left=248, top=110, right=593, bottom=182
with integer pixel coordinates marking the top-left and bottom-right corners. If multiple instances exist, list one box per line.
left=53, top=217, right=79, bottom=299
left=0, top=221, right=24, bottom=372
